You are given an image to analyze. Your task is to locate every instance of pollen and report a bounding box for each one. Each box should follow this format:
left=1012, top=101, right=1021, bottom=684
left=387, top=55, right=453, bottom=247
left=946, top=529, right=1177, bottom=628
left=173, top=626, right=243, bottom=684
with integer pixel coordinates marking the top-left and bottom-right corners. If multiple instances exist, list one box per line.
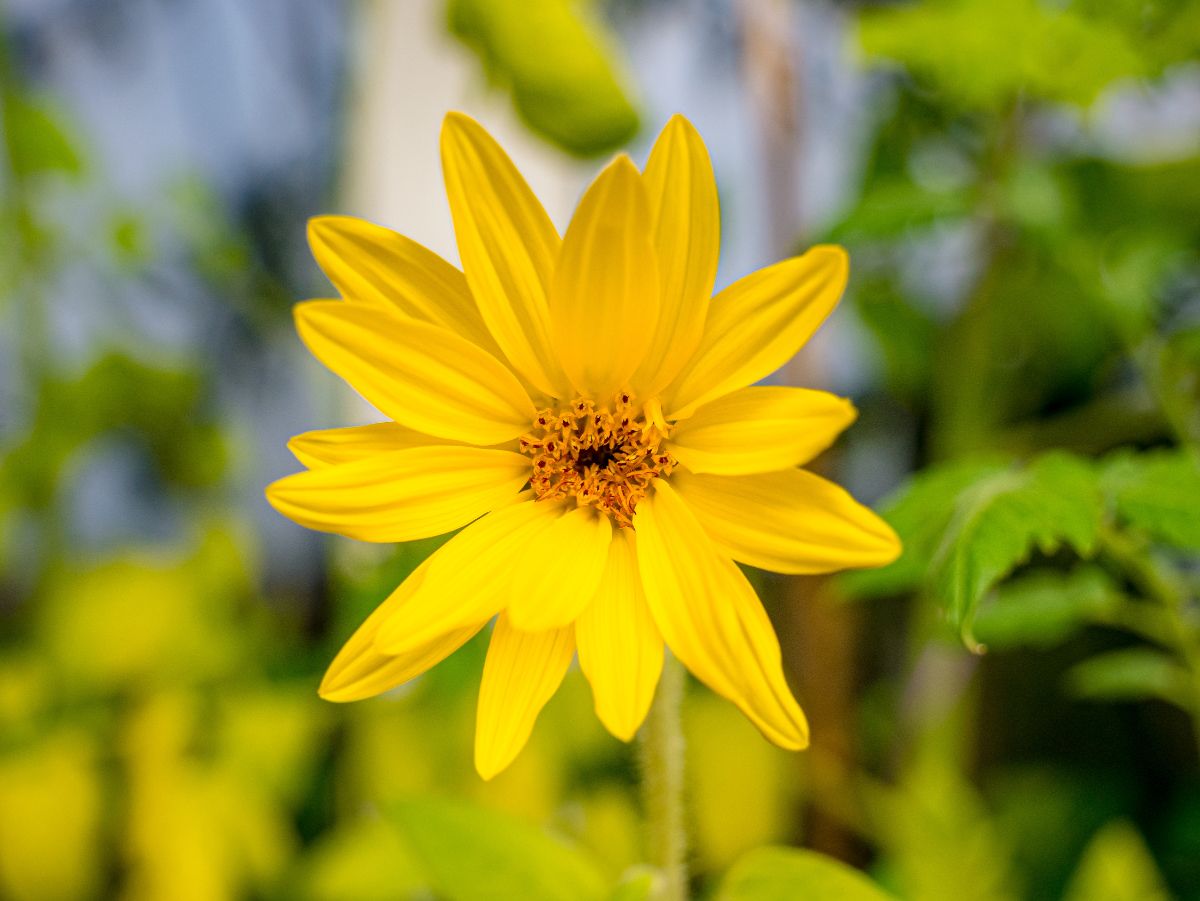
left=518, top=394, right=677, bottom=528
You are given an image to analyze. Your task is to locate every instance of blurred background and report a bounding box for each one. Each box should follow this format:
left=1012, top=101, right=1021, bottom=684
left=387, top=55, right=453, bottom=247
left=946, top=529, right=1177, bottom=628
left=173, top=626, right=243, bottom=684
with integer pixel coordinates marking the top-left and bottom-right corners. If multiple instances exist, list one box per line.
left=1, top=0, right=1199, bottom=898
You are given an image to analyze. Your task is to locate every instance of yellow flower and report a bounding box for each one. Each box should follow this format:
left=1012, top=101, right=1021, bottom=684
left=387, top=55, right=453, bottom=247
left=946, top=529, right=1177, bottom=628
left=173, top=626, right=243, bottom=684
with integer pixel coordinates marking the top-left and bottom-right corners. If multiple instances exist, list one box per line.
left=267, top=113, right=900, bottom=779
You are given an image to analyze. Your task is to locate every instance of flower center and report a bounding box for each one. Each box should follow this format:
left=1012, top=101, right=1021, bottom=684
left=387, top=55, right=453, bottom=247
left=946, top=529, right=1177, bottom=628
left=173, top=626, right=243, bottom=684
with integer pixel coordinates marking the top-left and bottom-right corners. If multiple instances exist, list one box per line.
left=518, top=393, right=676, bottom=528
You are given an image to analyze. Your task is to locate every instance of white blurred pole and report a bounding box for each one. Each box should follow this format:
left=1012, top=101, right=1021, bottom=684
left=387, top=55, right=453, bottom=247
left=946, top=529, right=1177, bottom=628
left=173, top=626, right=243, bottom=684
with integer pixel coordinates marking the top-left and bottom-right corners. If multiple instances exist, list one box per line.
left=339, top=0, right=590, bottom=260
left=736, top=0, right=803, bottom=258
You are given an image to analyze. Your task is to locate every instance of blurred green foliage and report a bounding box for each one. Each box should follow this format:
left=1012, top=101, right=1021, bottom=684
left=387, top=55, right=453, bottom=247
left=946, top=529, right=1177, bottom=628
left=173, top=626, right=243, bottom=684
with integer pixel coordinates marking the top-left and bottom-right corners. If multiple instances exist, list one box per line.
left=1, top=89, right=82, bottom=179
left=5, top=354, right=228, bottom=510
left=1062, top=821, right=1173, bottom=901
left=715, top=847, right=899, bottom=900
left=389, top=797, right=609, bottom=900
left=827, top=0, right=1200, bottom=896
left=859, top=0, right=1145, bottom=108
left=447, top=0, right=640, bottom=156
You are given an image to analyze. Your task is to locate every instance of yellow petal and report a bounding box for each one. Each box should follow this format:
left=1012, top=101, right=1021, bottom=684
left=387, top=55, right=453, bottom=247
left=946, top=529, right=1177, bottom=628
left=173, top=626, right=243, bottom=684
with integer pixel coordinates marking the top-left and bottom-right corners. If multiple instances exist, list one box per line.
left=634, top=479, right=809, bottom=749
left=673, top=469, right=901, bottom=574
left=288, top=422, right=461, bottom=469
left=373, top=498, right=566, bottom=655
left=307, top=215, right=500, bottom=354
left=475, top=614, right=575, bottom=780
left=505, top=505, right=612, bottom=632
left=441, top=112, right=568, bottom=398
left=550, top=155, right=658, bottom=399
left=668, top=386, right=856, bottom=475
left=266, top=446, right=530, bottom=543
left=631, top=115, right=719, bottom=398
left=320, top=558, right=483, bottom=702
left=295, top=300, right=535, bottom=444
left=665, top=246, right=849, bottom=419
left=576, top=529, right=663, bottom=741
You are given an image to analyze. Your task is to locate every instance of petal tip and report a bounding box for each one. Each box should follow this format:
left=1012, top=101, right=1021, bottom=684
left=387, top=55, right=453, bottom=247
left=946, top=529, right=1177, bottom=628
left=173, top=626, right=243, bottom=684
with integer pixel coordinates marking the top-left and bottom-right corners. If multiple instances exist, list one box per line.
left=284, top=435, right=315, bottom=469
left=441, top=110, right=487, bottom=146
left=442, top=109, right=475, bottom=128
left=778, top=731, right=810, bottom=752
left=588, top=152, right=646, bottom=201
left=317, top=667, right=357, bottom=703
left=307, top=213, right=375, bottom=247
left=808, top=243, right=850, bottom=278
left=610, top=152, right=640, bottom=176
left=305, top=215, right=329, bottom=248
left=663, top=113, right=702, bottom=143
left=474, top=758, right=502, bottom=782
left=599, top=712, right=640, bottom=743
left=473, top=741, right=513, bottom=782
left=859, top=508, right=903, bottom=567
left=306, top=213, right=342, bottom=240
left=770, top=705, right=811, bottom=751
left=263, top=477, right=289, bottom=510
left=292, top=298, right=335, bottom=333
left=875, top=528, right=904, bottom=567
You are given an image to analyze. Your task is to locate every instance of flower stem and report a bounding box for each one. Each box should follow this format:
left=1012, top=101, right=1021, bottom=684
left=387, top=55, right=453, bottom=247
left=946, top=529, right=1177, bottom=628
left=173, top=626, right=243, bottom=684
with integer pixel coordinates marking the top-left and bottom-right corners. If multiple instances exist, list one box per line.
left=640, top=652, right=688, bottom=901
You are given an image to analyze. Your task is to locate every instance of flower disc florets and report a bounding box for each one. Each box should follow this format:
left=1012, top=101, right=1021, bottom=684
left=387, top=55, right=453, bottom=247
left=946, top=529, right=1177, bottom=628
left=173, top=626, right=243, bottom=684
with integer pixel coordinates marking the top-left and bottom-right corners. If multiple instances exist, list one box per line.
left=518, top=393, right=676, bottom=528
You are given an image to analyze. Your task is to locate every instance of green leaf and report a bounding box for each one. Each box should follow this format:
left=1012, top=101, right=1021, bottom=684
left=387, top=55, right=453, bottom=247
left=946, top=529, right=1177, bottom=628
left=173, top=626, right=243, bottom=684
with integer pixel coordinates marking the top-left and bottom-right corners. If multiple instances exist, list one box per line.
left=972, top=566, right=1122, bottom=650
left=605, top=869, right=657, bottom=901
left=1101, top=449, right=1200, bottom=550
left=932, top=452, right=1103, bottom=640
left=987, top=768, right=1132, bottom=901
left=1071, top=0, right=1200, bottom=73
left=827, top=175, right=972, bottom=240
left=297, top=817, right=427, bottom=901
left=860, top=759, right=1021, bottom=901
left=447, top=0, right=639, bottom=156
left=1063, top=821, right=1171, bottom=901
left=1066, top=648, right=1192, bottom=708
left=389, top=796, right=608, bottom=901
left=858, top=0, right=1146, bottom=109
left=842, top=453, right=1106, bottom=644
left=839, top=458, right=1010, bottom=600
left=2, top=90, right=84, bottom=177
left=715, top=847, right=898, bottom=901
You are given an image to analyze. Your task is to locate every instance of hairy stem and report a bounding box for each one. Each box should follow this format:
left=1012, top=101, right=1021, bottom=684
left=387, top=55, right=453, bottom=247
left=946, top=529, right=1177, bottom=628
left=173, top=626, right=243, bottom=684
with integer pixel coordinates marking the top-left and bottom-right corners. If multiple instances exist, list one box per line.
left=640, top=652, right=688, bottom=901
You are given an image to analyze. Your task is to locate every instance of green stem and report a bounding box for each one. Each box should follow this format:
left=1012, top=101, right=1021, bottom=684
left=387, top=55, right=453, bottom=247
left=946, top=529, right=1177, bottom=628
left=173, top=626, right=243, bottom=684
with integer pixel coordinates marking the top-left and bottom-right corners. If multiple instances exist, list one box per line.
left=1100, top=525, right=1200, bottom=755
left=640, top=652, right=688, bottom=901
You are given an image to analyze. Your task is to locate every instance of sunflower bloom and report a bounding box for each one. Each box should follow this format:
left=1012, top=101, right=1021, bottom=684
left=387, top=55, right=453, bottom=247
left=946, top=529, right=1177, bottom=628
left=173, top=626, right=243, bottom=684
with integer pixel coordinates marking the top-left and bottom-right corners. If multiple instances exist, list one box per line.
left=267, top=112, right=900, bottom=779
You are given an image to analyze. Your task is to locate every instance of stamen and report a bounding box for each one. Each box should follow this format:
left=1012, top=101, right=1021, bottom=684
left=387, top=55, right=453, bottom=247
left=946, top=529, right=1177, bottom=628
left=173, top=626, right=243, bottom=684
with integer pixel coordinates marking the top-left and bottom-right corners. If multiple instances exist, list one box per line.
left=518, top=393, right=676, bottom=528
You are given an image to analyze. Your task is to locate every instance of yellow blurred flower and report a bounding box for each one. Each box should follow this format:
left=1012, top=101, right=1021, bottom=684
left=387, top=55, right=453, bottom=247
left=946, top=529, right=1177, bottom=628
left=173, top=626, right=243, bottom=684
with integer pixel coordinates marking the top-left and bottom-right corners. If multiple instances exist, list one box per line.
left=268, top=112, right=900, bottom=779
left=0, top=729, right=102, bottom=901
